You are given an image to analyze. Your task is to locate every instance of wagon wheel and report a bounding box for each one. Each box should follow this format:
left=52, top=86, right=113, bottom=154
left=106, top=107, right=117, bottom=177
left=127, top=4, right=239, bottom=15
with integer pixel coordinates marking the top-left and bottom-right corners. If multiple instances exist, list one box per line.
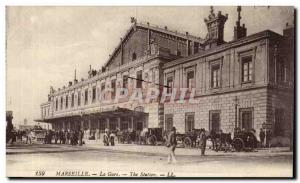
left=125, top=134, right=131, bottom=144
left=183, top=137, right=192, bottom=148
left=233, top=138, right=244, bottom=152
left=148, top=135, right=157, bottom=145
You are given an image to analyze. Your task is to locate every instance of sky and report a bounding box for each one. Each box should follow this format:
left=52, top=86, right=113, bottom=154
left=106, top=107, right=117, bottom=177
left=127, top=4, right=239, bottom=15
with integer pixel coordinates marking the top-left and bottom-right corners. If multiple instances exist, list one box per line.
left=6, top=6, right=294, bottom=126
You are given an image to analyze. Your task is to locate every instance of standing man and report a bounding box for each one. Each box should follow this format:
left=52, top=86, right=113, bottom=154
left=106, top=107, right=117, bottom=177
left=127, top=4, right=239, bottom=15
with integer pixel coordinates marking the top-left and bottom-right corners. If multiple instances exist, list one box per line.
left=54, top=131, right=58, bottom=144
left=259, top=128, right=265, bottom=148
left=266, top=130, right=272, bottom=148
left=166, top=127, right=177, bottom=164
left=110, top=131, right=115, bottom=146
left=199, top=128, right=207, bottom=156
left=78, top=127, right=84, bottom=146
left=103, top=129, right=110, bottom=146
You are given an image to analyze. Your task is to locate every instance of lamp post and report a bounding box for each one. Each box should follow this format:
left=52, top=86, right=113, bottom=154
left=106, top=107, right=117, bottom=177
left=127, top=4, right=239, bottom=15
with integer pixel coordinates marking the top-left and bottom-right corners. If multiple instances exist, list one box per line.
left=233, top=96, right=239, bottom=129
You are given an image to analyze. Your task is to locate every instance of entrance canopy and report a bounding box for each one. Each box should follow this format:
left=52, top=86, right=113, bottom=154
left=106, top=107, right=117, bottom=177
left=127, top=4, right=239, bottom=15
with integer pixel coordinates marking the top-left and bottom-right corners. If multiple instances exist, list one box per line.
left=34, top=106, right=147, bottom=123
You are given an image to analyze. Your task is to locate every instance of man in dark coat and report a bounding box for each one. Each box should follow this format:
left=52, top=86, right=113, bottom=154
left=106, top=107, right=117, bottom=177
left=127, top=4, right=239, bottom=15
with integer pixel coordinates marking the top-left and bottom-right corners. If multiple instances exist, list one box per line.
left=54, top=131, right=59, bottom=144
left=78, top=129, right=83, bottom=146
left=259, top=128, right=265, bottom=148
left=167, top=127, right=177, bottom=164
left=199, top=128, right=207, bottom=155
left=59, top=130, right=65, bottom=144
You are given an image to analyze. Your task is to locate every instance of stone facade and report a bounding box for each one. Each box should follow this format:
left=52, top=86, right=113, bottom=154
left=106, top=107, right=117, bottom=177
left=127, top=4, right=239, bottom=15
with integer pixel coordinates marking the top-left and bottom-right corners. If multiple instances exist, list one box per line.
left=162, top=28, right=294, bottom=138
left=38, top=7, right=294, bottom=141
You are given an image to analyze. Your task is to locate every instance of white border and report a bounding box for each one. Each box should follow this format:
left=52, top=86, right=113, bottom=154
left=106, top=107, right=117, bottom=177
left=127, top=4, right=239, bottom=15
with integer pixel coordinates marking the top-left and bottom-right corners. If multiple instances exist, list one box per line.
left=1, top=1, right=299, bottom=183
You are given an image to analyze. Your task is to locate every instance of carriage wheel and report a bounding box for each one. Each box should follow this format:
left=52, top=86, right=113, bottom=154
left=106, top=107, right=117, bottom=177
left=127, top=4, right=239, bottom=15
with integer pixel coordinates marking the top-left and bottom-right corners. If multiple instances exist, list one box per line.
left=183, top=137, right=192, bottom=148
left=233, top=138, right=244, bottom=152
left=148, top=135, right=157, bottom=145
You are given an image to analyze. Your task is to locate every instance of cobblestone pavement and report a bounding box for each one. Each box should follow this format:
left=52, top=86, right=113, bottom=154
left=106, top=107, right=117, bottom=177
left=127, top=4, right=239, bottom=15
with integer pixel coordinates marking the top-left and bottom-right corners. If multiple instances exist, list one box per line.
left=6, top=142, right=293, bottom=178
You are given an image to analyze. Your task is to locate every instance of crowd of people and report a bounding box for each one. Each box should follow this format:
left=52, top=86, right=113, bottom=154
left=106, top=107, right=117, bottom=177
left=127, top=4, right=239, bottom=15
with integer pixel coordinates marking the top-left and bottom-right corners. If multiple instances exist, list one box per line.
left=7, top=124, right=279, bottom=165
left=103, top=129, right=116, bottom=146
left=44, top=129, right=84, bottom=146
left=12, top=127, right=84, bottom=146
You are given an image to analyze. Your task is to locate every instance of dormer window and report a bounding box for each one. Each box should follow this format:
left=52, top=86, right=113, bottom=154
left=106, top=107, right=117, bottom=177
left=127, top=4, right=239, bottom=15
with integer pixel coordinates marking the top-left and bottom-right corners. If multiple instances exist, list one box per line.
left=132, top=52, right=137, bottom=61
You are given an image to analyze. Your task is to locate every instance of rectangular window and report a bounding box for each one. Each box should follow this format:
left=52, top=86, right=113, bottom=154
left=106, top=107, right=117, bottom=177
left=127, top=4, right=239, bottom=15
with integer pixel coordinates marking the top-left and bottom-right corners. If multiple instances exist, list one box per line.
left=56, top=99, right=58, bottom=111
left=109, top=122, right=117, bottom=131
left=92, top=86, right=96, bottom=103
left=78, top=91, right=81, bottom=106
left=101, top=83, right=106, bottom=100
left=276, top=58, right=286, bottom=83
left=211, top=64, right=220, bottom=88
left=121, top=122, right=129, bottom=131
left=99, top=121, right=106, bottom=131
left=165, top=114, right=174, bottom=132
left=136, top=70, right=143, bottom=88
left=209, top=110, right=221, bottom=132
left=241, top=56, right=253, bottom=83
left=84, top=89, right=88, bottom=105
left=185, top=112, right=195, bottom=133
left=71, top=93, right=74, bottom=107
left=111, top=79, right=116, bottom=99
left=60, top=97, right=63, bottom=110
left=166, top=77, right=173, bottom=94
left=239, top=108, right=253, bottom=131
left=65, top=95, right=68, bottom=109
left=187, top=70, right=195, bottom=90
left=121, top=75, right=128, bottom=95
left=123, top=75, right=128, bottom=89
left=152, top=70, right=156, bottom=84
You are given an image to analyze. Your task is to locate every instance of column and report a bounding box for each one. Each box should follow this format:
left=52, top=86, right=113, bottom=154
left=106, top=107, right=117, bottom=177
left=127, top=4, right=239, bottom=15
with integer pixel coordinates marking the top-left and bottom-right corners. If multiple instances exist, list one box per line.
left=96, top=119, right=100, bottom=140
left=63, top=121, right=66, bottom=131
left=131, top=116, right=134, bottom=130
left=68, top=121, right=71, bottom=131
left=144, top=115, right=148, bottom=128
left=80, top=120, right=84, bottom=131
left=88, top=119, right=91, bottom=137
left=88, top=119, right=92, bottom=130
left=117, top=117, right=121, bottom=131
left=106, top=118, right=110, bottom=130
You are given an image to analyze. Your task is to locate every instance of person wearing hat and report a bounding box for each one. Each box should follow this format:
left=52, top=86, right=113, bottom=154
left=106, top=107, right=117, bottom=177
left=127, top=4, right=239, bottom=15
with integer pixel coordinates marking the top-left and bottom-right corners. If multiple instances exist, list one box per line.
left=199, top=128, right=207, bottom=156
left=103, top=129, right=110, bottom=146
left=166, top=127, right=177, bottom=164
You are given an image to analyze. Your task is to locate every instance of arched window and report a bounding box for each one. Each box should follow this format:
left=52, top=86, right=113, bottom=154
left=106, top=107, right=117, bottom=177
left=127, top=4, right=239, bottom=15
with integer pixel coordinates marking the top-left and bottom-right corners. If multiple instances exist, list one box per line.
left=132, top=52, right=137, bottom=61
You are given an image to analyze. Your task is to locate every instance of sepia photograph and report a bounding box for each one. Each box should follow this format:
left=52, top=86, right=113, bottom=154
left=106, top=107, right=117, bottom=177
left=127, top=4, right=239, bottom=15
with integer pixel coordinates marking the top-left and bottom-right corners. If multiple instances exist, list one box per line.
left=5, top=6, right=295, bottom=178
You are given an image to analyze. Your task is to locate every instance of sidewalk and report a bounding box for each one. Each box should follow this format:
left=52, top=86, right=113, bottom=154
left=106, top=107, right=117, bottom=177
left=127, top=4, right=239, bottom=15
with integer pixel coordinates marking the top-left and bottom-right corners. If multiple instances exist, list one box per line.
left=6, top=141, right=293, bottom=157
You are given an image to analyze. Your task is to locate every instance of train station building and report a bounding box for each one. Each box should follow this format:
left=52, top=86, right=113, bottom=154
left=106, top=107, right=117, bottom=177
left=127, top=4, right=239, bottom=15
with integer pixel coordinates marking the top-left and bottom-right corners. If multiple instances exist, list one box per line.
left=36, top=7, right=294, bottom=141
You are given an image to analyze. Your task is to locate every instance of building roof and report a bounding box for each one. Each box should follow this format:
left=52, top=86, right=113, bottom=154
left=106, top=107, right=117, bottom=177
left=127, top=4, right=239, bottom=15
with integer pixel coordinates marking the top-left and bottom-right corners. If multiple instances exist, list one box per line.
left=102, top=21, right=205, bottom=68
left=163, top=29, right=284, bottom=69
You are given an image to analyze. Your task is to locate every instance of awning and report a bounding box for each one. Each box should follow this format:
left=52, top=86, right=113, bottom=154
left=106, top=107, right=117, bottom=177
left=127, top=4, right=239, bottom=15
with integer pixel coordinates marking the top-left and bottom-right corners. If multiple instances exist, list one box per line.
left=34, top=106, right=147, bottom=123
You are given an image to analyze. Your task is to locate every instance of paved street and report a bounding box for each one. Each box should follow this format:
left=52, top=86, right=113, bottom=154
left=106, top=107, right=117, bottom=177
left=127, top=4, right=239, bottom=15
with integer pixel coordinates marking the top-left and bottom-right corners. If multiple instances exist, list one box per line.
left=6, top=143, right=293, bottom=178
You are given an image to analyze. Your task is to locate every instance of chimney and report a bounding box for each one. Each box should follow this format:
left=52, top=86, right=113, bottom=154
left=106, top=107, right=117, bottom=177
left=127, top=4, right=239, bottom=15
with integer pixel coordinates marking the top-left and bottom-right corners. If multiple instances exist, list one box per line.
left=233, top=6, right=247, bottom=40
left=204, top=6, right=228, bottom=47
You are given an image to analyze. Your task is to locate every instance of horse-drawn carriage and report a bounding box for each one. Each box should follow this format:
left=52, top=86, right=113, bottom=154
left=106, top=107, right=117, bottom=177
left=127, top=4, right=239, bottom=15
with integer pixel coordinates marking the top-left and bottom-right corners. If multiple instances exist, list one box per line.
left=209, top=130, right=258, bottom=152
left=117, top=130, right=136, bottom=144
left=176, top=129, right=202, bottom=148
left=139, top=128, right=166, bottom=145
left=231, top=131, right=258, bottom=152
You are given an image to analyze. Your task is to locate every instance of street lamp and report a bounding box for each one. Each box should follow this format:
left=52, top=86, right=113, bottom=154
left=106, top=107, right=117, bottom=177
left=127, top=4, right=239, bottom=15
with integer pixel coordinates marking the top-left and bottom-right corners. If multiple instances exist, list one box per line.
left=233, top=96, right=239, bottom=129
